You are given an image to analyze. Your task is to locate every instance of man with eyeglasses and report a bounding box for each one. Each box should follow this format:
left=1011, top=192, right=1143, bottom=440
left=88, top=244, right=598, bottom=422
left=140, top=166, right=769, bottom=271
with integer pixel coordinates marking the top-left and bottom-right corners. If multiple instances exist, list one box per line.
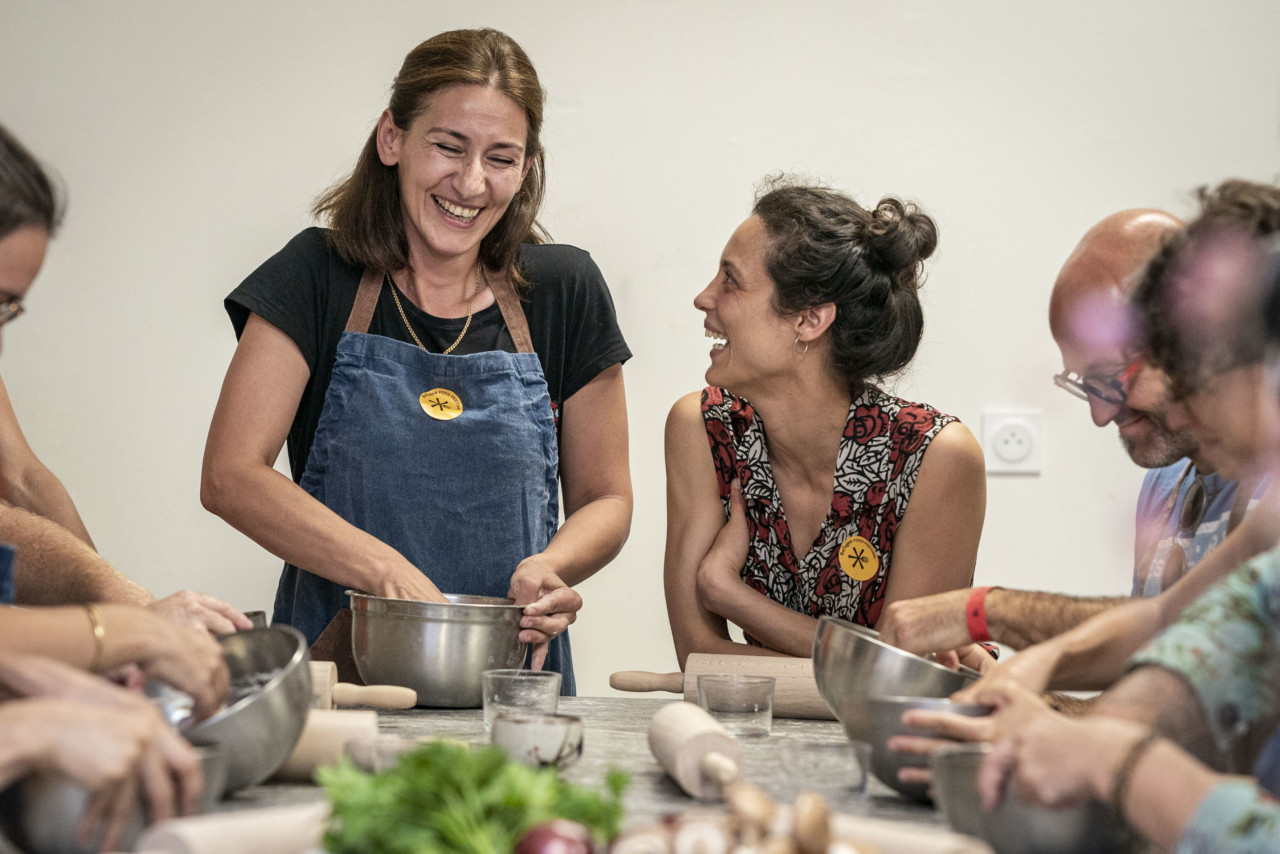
left=880, top=208, right=1265, bottom=663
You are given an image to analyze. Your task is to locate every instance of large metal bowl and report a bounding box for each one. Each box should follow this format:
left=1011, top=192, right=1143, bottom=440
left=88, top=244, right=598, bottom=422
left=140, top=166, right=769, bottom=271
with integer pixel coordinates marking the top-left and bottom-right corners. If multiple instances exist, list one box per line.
left=812, top=615, right=979, bottom=726
left=349, top=591, right=527, bottom=708
left=185, top=625, right=312, bottom=792
left=849, top=695, right=991, bottom=802
left=931, top=743, right=1127, bottom=854
left=0, top=742, right=227, bottom=854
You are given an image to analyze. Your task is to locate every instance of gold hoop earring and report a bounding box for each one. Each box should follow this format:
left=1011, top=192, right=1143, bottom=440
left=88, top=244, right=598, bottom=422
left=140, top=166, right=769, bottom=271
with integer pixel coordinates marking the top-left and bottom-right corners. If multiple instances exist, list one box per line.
left=793, top=336, right=809, bottom=355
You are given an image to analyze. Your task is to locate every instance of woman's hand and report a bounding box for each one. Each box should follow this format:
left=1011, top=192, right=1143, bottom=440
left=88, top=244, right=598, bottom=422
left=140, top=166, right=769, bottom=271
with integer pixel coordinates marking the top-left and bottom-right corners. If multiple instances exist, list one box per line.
left=978, top=706, right=1144, bottom=811
left=148, top=591, right=253, bottom=636
left=695, top=479, right=751, bottom=616
left=375, top=564, right=448, bottom=604
left=509, top=556, right=582, bottom=670
left=8, top=695, right=201, bottom=851
left=886, top=705, right=996, bottom=789
left=954, top=639, right=1064, bottom=704
left=114, top=607, right=230, bottom=720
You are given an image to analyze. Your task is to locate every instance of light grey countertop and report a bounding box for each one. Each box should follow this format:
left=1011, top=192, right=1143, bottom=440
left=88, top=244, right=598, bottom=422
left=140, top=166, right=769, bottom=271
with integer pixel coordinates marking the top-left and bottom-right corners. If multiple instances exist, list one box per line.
left=218, top=696, right=947, bottom=832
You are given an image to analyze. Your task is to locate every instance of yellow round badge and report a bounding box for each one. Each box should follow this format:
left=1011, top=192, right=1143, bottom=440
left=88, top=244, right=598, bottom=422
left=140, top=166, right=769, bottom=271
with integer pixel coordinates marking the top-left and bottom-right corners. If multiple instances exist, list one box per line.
left=838, top=535, right=880, bottom=582
left=419, top=388, right=463, bottom=421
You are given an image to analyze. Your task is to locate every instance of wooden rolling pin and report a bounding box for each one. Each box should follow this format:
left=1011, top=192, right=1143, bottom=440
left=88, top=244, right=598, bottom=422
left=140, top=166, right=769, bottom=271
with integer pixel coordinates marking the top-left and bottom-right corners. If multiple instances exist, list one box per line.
left=610, top=653, right=834, bottom=721
left=648, top=702, right=743, bottom=800
left=309, top=661, right=417, bottom=709
left=272, top=708, right=379, bottom=782
left=134, top=801, right=329, bottom=854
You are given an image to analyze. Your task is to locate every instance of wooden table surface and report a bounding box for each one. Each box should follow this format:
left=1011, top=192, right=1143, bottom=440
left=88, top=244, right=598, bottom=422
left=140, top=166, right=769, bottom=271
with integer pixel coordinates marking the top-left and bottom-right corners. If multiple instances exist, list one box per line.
left=217, top=696, right=949, bottom=833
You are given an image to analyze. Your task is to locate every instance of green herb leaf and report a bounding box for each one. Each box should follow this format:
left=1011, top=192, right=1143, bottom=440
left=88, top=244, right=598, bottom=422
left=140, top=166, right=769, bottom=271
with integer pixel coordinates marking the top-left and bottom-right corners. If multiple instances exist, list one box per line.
left=319, top=741, right=628, bottom=854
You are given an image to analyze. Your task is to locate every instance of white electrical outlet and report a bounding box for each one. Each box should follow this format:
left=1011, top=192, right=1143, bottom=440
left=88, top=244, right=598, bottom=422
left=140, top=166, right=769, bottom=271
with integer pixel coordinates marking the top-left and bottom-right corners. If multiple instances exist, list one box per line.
left=982, top=408, right=1043, bottom=475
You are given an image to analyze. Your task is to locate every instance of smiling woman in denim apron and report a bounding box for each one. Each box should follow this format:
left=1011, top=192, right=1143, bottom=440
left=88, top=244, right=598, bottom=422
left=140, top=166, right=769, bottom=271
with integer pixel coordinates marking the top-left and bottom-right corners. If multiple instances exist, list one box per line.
left=202, top=29, right=632, bottom=692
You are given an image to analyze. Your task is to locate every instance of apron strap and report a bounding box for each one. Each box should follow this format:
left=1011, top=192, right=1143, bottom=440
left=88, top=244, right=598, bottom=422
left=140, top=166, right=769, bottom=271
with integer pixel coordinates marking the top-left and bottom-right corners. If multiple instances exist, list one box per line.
left=489, top=273, right=535, bottom=355
left=348, top=267, right=532, bottom=354
left=345, top=270, right=384, bottom=335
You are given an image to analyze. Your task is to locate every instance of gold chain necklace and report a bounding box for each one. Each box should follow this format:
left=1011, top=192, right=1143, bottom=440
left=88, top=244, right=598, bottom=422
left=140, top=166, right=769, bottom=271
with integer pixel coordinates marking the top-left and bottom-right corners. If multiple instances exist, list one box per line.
left=387, top=265, right=487, bottom=355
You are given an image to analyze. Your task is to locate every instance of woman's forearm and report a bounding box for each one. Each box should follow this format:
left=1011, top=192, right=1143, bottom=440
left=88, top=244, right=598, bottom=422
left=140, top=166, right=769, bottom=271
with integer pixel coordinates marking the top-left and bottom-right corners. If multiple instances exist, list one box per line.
left=201, top=459, right=427, bottom=597
left=4, top=464, right=95, bottom=548
left=1044, top=598, right=1163, bottom=690
left=1101, top=737, right=1226, bottom=851
left=699, top=569, right=819, bottom=657
left=535, top=493, right=632, bottom=587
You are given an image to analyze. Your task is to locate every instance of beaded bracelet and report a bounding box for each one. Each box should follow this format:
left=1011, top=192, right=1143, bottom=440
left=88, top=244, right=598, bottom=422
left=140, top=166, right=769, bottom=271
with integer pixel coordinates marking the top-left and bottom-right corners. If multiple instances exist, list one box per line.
left=1109, top=729, right=1160, bottom=816
left=84, top=603, right=106, bottom=673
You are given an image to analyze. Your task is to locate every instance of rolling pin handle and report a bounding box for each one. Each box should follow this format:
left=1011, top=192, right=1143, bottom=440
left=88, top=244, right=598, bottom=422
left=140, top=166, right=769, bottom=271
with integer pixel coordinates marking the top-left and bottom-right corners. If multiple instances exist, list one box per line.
left=701, top=750, right=740, bottom=789
left=609, top=670, right=684, bottom=693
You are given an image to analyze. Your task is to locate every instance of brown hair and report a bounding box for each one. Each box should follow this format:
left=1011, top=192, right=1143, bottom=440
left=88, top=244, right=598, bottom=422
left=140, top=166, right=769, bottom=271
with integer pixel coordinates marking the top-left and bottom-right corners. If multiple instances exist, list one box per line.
left=0, top=123, right=63, bottom=239
left=753, top=177, right=938, bottom=392
left=313, top=28, right=548, bottom=287
left=1134, top=179, right=1280, bottom=396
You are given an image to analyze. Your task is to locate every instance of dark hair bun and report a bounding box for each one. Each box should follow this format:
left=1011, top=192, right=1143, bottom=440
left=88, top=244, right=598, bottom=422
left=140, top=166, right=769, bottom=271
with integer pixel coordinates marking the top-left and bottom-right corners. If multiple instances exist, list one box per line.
left=865, top=197, right=938, bottom=281
left=751, top=179, right=938, bottom=390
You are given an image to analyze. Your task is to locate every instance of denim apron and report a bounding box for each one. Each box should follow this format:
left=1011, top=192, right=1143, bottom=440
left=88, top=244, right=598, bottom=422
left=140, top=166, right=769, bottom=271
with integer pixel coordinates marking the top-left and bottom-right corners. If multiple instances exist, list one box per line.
left=273, top=269, right=573, bottom=693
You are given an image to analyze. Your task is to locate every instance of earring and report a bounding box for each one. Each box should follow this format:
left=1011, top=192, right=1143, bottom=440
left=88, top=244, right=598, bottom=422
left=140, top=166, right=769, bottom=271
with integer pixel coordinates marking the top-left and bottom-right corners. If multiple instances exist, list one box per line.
left=793, top=336, right=809, bottom=355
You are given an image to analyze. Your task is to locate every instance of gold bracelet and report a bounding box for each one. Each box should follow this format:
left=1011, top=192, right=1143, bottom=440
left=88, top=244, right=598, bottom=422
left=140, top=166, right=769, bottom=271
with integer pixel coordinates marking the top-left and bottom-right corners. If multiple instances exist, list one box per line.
left=84, top=603, right=106, bottom=673
left=1109, top=729, right=1160, bottom=816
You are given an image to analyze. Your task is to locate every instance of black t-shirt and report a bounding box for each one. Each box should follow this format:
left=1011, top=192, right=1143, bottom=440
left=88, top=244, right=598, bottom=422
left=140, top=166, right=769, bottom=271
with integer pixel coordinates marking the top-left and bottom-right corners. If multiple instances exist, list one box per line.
left=225, top=227, right=632, bottom=481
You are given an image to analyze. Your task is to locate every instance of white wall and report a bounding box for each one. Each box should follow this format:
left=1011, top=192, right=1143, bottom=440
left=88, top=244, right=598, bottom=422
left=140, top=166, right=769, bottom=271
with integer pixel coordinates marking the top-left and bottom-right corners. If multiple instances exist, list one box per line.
left=1, top=0, right=1278, bottom=696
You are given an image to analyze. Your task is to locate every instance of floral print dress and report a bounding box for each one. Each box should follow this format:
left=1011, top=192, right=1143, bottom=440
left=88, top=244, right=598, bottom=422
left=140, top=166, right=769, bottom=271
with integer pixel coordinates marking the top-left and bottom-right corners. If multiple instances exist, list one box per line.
left=701, top=385, right=957, bottom=639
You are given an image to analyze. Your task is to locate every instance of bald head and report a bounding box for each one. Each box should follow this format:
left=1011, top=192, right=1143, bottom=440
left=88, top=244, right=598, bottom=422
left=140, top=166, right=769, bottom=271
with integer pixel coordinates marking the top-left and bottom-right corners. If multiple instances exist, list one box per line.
left=1050, top=208, right=1196, bottom=470
left=1049, top=209, right=1183, bottom=340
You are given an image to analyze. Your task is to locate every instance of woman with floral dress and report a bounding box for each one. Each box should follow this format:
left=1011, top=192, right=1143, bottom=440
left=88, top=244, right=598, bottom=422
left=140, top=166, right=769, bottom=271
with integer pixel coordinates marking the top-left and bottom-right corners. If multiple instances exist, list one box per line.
left=663, top=180, right=985, bottom=664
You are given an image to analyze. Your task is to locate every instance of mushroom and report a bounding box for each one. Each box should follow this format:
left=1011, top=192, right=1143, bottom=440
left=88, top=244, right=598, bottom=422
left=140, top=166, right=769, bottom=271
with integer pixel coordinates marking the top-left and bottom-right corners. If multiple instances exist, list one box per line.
left=673, top=817, right=731, bottom=854
left=724, top=783, right=777, bottom=835
left=791, top=792, right=831, bottom=854
left=610, top=828, right=672, bottom=854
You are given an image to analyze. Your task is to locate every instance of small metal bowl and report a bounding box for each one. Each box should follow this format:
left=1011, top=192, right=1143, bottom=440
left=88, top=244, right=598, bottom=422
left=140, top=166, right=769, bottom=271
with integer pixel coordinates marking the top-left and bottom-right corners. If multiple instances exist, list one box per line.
left=349, top=591, right=527, bottom=708
left=185, top=625, right=312, bottom=792
left=850, top=695, right=991, bottom=802
left=811, top=616, right=979, bottom=727
left=931, top=743, right=1127, bottom=854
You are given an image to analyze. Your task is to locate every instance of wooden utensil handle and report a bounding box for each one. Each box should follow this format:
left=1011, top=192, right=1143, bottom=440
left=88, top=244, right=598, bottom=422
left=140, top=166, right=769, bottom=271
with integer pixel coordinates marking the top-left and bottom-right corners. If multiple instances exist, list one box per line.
left=331, top=683, right=417, bottom=709
left=610, top=671, right=684, bottom=693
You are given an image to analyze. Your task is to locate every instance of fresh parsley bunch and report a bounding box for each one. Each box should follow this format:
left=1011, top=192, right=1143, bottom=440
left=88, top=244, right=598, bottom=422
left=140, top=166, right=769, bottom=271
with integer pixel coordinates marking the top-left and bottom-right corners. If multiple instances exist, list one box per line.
left=318, top=741, right=628, bottom=854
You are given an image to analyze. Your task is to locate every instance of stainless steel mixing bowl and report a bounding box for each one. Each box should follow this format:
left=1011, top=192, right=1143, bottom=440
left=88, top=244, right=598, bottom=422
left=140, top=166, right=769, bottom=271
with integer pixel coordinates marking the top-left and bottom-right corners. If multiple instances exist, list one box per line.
left=931, top=743, right=1127, bottom=854
left=0, top=742, right=228, bottom=854
left=811, top=615, right=979, bottom=726
left=349, top=591, right=527, bottom=708
left=851, top=695, right=992, bottom=802
left=185, top=625, right=312, bottom=792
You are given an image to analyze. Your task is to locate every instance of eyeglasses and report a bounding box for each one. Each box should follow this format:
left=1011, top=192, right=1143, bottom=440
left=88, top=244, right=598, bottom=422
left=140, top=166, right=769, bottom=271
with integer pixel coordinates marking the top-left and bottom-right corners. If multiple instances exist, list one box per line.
left=1053, top=358, right=1143, bottom=406
left=0, top=298, right=23, bottom=327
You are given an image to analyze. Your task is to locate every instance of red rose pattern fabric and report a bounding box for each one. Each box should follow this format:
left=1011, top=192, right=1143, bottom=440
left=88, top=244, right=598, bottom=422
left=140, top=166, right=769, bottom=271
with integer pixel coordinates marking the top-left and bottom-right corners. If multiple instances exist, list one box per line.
left=701, top=386, right=957, bottom=642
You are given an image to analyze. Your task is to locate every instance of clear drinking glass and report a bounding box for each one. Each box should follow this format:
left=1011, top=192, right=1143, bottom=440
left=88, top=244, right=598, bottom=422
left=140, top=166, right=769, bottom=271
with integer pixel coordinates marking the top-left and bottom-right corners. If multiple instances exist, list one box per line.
left=481, top=668, right=561, bottom=731
left=696, top=673, right=775, bottom=737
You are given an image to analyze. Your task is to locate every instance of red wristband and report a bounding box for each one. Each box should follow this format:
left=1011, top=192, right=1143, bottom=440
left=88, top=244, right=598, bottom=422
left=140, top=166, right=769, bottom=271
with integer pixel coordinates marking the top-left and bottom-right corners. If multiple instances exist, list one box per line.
left=966, top=586, right=997, bottom=644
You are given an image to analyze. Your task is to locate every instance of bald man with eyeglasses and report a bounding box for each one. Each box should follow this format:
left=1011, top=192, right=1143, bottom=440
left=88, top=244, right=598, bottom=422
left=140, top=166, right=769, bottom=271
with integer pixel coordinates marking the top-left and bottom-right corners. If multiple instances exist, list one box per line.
left=878, top=209, right=1268, bottom=668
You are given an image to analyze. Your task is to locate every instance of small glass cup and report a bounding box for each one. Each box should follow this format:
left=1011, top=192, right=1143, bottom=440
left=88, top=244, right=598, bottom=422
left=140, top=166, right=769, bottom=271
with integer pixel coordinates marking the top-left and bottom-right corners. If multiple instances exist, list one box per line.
left=481, top=668, right=561, bottom=731
left=491, top=712, right=584, bottom=770
left=696, top=673, right=775, bottom=737
left=780, top=739, right=872, bottom=808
